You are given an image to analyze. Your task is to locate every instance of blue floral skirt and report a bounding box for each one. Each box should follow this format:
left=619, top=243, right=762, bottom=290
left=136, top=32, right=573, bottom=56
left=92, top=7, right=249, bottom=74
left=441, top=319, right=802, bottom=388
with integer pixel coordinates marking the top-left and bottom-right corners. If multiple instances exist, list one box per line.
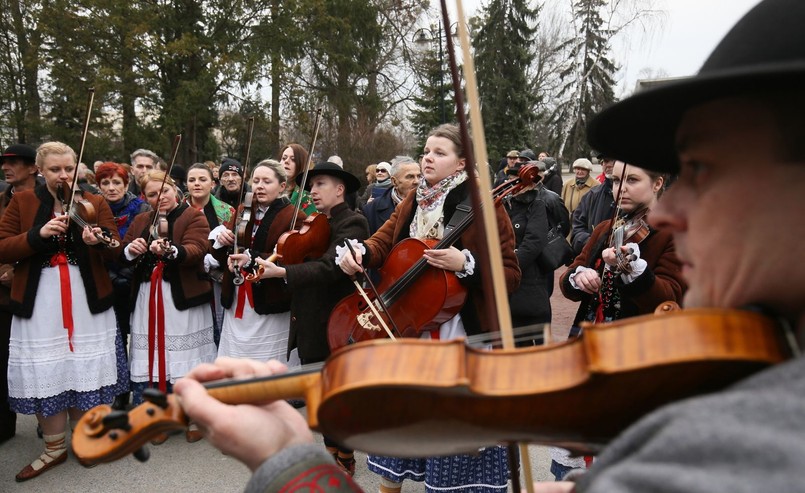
left=367, top=447, right=510, bottom=493
left=9, top=332, right=129, bottom=417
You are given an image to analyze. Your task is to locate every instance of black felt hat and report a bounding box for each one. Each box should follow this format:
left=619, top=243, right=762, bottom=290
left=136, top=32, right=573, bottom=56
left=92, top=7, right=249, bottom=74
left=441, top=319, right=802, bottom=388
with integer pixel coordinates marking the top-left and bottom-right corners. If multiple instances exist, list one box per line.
left=587, top=0, right=805, bottom=174
left=1, top=143, right=37, bottom=164
left=295, top=161, right=361, bottom=194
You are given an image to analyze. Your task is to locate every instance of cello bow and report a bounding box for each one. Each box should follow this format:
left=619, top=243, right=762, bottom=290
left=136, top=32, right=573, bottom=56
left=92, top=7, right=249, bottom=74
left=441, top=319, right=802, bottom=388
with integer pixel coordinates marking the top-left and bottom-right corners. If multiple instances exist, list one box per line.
left=441, top=0, right=536, bottom=491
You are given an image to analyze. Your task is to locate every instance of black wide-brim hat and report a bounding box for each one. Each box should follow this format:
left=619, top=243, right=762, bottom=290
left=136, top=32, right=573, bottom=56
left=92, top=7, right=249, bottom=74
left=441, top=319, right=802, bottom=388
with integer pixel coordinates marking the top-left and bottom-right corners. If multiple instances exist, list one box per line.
left=1, top=143, right=37, bottom=164
left=295, top=161, right=361, bottom=194
left=587, top=0, right=805, bottom=174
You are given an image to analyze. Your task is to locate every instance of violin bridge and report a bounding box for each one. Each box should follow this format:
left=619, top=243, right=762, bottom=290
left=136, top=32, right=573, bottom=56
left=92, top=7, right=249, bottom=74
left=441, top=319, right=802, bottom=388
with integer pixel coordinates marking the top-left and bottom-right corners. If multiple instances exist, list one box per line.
left=357, top=312, right=382, bottom=331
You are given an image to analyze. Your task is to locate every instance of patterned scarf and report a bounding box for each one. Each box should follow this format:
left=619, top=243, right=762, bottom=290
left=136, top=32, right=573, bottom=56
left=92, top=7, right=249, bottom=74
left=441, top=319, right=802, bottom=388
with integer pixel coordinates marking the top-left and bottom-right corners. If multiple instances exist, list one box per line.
left=208, top=194, right=234, bottom=224
left=411, top=170, right=467, bottom=240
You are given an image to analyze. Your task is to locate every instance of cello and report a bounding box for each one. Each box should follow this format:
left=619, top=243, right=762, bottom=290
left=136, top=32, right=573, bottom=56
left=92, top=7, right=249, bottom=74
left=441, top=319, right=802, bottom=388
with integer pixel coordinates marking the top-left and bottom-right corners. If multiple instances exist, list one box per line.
left=327, top=164, right=541, bottom=350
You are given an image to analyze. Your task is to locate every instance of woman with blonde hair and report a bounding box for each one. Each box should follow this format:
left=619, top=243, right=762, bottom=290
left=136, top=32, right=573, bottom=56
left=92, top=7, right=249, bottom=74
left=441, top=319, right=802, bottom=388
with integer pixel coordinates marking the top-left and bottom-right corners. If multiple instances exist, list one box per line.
left=0, top=142, right=128, bottom=481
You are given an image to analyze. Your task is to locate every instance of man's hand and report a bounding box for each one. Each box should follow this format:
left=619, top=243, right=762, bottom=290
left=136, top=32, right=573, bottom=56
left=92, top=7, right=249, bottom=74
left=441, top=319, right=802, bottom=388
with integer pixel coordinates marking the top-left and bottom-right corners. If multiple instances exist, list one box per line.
left=174, top=358, right=314, bottom=472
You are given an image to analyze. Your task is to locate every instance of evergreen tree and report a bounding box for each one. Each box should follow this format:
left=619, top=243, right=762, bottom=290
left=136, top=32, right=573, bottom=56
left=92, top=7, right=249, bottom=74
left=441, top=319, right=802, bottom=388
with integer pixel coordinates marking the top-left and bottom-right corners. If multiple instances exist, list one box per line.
left=410, top=26, right=454, bottom=152
left=550, top=0, right=617, bottom=163
left=472, top=0, right=540, bottom=161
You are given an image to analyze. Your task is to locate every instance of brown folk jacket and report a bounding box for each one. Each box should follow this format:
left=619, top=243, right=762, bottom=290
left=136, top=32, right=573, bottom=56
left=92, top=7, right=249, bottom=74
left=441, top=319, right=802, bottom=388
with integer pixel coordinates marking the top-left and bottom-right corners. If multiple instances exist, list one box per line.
left=560, top=218, right=686, bottom=325
left=0, top=186, right=122, bottom=317
left=122, top=204, right=212, bottom=309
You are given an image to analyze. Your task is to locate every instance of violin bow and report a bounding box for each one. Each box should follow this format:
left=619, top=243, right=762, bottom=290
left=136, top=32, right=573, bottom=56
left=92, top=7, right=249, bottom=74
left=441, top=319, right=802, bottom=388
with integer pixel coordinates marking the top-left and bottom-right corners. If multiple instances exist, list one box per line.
left=147, top=135, right=182, bottom=240
left=234, top=116, right=256, bottom=214
left=441, top=1, right=535, bottom=491
left=231, top=116, right=256, bottom=285
left=343, top=240, right=400, bottom=340
left=289, top=107, right=323, bottom=232
left=63, top=88, right=96, bottom=222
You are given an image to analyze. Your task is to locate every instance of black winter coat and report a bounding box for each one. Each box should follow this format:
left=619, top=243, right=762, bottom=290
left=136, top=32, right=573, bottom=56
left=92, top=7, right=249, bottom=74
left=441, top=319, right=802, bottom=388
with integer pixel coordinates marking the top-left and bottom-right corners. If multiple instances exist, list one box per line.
left=285, top=202, right=370, bottom=363
left=504, top=188, right=552, bottom=325
left=571, top=178, right=615, bottom=255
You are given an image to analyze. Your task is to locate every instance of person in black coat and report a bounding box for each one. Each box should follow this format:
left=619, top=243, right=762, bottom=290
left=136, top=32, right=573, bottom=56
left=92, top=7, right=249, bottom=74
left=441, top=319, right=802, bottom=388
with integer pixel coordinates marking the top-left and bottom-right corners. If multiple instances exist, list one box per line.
left=540, top=156, right=564, bottom=196
left=571, top=158, right=616, bottom=255
left=255, top=162, right=369, bottom=475
left=362, top=156, right=422, bottom=234
left=502, top=160, right=552, bottom=339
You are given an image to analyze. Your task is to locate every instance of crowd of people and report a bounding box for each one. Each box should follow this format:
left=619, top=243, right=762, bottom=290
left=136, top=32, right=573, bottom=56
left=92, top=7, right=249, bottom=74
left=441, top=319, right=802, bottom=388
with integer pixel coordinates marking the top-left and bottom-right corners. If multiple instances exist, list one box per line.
left=2, top=1, right=804, bottom=491
left=0, top=119, right=676, bottom=488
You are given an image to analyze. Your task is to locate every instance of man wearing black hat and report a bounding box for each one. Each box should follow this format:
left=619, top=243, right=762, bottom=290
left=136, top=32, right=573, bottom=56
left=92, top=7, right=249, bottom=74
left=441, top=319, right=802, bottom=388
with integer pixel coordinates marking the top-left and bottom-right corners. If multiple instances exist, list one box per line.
left=214, top=158, right=249, bottom=209
left=170, top=1, right=805, bottom=490
left=254, top=161, right=368, bottom=474
left=0, top=143, right=39, bottom=443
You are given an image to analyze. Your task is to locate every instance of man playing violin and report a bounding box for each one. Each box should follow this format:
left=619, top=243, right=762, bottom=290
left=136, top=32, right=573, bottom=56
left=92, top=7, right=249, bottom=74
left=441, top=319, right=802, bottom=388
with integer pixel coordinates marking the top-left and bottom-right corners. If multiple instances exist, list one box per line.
left=175, top=0, right=805, bottom=491
left=253, top=161, right=369, bottom=475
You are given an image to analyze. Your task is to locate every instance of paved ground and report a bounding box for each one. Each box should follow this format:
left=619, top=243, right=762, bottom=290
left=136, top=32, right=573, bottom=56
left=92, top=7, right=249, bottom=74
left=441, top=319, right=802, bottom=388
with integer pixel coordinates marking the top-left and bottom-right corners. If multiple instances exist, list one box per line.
left=0, top=271, right=580, bottom=492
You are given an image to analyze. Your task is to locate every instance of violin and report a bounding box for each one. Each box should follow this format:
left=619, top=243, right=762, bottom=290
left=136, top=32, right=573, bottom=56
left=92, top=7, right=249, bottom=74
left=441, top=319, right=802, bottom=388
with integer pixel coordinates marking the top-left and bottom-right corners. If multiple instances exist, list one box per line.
left=326, top=164, right=541, bottom=351
left=148, top=211, right=172, bottom=255
left=56, top=88, right=118, bottom=248
left=609, top=205, right=651, bottom=273
left=58, top=183, right=120, bottom=248
left=273, top=213, right=331, bottom=265
left=244, top=110, right=327, bottom=281
left=230, top=118, right=256, bottom=286
left=136, top=136, right=181, bottom=262
left=71, top=307, right=792, bottom=465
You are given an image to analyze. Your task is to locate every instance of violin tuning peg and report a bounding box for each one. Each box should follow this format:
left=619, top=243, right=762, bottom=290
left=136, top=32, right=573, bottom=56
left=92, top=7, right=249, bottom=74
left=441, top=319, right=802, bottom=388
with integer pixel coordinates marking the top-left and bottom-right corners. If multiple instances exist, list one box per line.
left=142, top=388, right=169, bottom=409
left=101, top=410, right=132, bottom=431
left=133, top=446, right=150, bottom=463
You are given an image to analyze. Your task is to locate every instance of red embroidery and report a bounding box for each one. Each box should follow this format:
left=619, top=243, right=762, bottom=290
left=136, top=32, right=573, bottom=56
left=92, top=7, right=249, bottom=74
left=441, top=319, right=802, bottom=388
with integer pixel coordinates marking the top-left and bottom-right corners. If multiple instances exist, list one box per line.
left=279, top=464, right=361, bottom=493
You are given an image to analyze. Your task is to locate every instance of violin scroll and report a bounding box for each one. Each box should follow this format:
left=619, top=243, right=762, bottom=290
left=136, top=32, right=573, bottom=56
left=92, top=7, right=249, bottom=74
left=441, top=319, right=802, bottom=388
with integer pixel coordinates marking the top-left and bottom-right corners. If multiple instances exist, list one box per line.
left=72, top=389, right=187, bottom=467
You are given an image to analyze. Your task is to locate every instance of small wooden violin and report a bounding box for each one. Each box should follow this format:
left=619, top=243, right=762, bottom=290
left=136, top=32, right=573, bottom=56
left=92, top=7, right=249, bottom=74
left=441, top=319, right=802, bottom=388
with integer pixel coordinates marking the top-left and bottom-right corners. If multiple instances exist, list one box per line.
left=59, top=183, right=120, bottom=248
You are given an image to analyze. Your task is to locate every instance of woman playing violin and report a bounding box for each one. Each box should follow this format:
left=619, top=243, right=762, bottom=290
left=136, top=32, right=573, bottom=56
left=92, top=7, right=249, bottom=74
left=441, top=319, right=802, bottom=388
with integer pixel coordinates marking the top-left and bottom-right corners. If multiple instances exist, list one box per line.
left=0, top=142, right=128, bottom=481
left=279, top=143, right=318, bottom=216
left=560, top=161, right=685, bottom=328
left=212, top=159, right=304, bottom=364
left=337, top=123, right=520, bottom=493
left=184, top=162, right=235, bottom=343
left=554, top=161, right=686, bottom=478
left=121, top=171, right=216, bottom=418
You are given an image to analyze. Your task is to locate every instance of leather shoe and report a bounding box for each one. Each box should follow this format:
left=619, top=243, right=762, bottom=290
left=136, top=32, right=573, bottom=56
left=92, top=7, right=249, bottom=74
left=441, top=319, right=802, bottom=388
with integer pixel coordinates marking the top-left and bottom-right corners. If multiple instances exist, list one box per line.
left=185, top=425, right=203, bottom=443
left=15, top=451, right=67, bottom=482
left=150, top=432, right=169, bottom=445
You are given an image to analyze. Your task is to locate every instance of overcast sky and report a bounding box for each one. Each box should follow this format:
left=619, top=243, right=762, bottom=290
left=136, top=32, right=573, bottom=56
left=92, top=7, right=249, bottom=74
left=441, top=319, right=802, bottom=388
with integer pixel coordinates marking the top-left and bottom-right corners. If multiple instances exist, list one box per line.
left=454, top=0, right=761, bottom=97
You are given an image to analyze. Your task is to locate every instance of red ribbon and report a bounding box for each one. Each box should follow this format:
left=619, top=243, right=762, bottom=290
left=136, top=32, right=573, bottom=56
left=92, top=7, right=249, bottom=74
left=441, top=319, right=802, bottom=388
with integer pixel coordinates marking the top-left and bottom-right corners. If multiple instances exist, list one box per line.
left=49, top=252, right=75, bottom=352
left=148, top=261, right=168, bottom=393
left=234, top=272, right=254, bottom=319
